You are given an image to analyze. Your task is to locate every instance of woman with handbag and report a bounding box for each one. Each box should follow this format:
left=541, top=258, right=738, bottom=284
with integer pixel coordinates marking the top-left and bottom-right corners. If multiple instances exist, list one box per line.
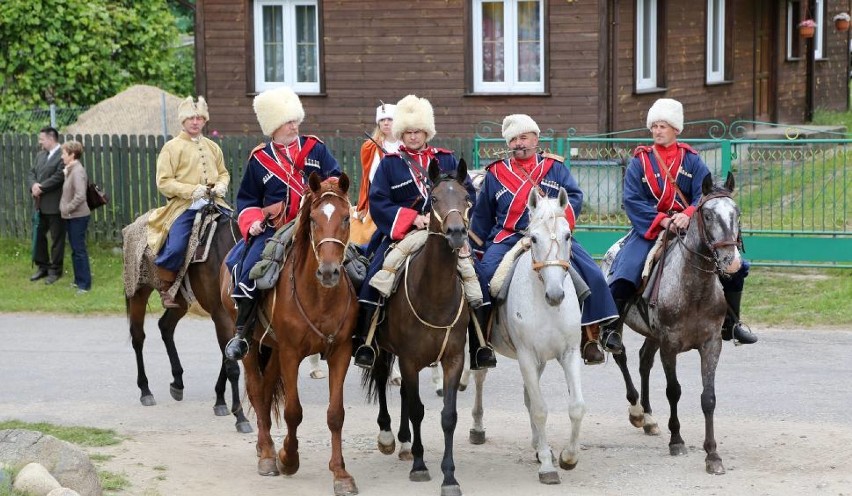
left=59, top=140, right=92, bottom=294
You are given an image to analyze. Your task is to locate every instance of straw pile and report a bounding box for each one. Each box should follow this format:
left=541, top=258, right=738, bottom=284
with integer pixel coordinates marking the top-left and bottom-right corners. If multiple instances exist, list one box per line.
left=65, top=85, right=184, bottom=137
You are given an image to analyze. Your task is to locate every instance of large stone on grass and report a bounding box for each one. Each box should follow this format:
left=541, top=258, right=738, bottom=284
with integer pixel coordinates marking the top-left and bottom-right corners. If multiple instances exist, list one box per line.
left=13, top=462, right=61, bottom=495
left=0, top=429, right=102, bottom=496
left=48, top=488, right=82, bottom=496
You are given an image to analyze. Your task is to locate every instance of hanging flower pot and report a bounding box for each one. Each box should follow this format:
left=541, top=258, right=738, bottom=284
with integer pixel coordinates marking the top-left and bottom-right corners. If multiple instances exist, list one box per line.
left=834, top=13, right=850, bottom=32
left=799, top=19, right=816, bottom=38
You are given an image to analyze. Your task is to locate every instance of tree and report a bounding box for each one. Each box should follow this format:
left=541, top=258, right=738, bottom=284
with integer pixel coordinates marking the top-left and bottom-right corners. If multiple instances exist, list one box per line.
left=0, top=0, right=192, bottom=114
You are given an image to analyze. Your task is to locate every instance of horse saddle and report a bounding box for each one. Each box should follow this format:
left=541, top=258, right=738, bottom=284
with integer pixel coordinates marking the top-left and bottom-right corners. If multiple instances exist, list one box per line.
left=639, top=230, right=680, bottom=305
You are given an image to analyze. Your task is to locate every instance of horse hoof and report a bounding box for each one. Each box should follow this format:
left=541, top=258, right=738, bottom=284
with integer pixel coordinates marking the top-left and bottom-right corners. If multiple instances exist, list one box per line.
left=409, top=469, right=430, bottom=482
left=643, top=424, right=661, bottom=436
left=458, top=383, right=467, bottom=392
left=629, top=414, right=644, bottom=428
left=169, top=385, right=183, bottom=401
left=140, top=395, right=156, bottom=407
left=309, top=369, right=326, bottom=379
left=213, top=405, right=229, bottom=416
left=559, top=457, right=578, bottom=471
left=377, top=431, right=395, bottom=455
left=333, top=478, right=359, bottom=495
left=441, top=484, right=462, bottom=496
left=436, top=388, right=444, bottom=397
left=236, top=421, right=253, bottom=434
left=469, top=429, right=486, bottom=445
left=538, top=471, right=561, bottom=485
left=398, top=449, right=413, bottom=461
left=276, top=456, right=299, bottom=476
left=257, top=458, right=279, bottom=476
left=669, top=443, right=688, bottom=456
left=706, top=458, right=726, bottom=475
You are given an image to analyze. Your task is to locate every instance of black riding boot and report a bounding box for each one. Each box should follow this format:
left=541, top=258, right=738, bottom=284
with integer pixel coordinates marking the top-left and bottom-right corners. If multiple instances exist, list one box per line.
left=469, top=305, right=497, bottom=370
left=599, top=298, right=629, bottom=354
left=353, top=305, right=378, bottom=369
left=225, top=299, right=258, bottom=361
left=721, top=290, right=758, bottom=344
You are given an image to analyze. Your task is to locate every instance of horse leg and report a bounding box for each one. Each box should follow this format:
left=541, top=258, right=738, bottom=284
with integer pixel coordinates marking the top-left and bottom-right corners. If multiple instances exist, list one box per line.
left=611, top=345, right=643, bottom=428
left=432, top=363, right=443, bottom=397
left=247, top=345, right=280, bottom=476
left=397, top=363, right=413, bottom=461
left=659, top=350, right=687, bottom=456
left=277, top=349, right=302, bottom=476
left=459, top=351, right=470, bottom=391
left=157, top=306, right=188, bottom=401
left=556, top=346, right=586, bottom=471
left=518, top=353, right=559, bottom=484
left=699, top=340, right=725, bottom=475
left=638, top=338, right=661, bottom=436
left=469, top=369, right=487, bottom=445
left=309, top=353, right=326, bottom=379
left=400, top=360, right=429, bottom=482
left=373, top=351, right=396, bottom=455
left=327, top=348, right=358, bottom=495
left=128, top=292, right=156, bottom=406
left=211, top=308, right=251, bottom=433
left=438, top=357, right=463, bottom=496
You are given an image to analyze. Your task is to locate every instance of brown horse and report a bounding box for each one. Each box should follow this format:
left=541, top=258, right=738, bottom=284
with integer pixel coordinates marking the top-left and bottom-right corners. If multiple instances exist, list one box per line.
left=600, top=173, right=742, bottom=474
left=123, top=200, right=251, bottom=433
left=221, top=173, right=358, bottom=496
left=363, top=159, right=471, bottom=496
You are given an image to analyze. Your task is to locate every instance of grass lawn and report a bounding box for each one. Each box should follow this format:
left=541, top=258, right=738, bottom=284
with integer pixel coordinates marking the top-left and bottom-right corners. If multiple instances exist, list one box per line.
left=0, top=237, right=849, bottom=328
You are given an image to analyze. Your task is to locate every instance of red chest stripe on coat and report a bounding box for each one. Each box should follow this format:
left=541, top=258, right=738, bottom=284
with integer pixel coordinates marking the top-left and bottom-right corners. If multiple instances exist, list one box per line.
left=253, top=148, right=306, bottom=221
left=492, top=157, right=555, bottom=242
left=639, top=149, right=685, bottom=213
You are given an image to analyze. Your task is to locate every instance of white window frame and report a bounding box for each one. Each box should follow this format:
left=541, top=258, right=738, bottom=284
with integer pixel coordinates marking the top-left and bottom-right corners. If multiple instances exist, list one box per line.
left=636, top=0, right=659, bottom=91
left=814, top=0, right=825, bottom=59
left=253, top=0, right=320, bottom=94
left=706, top=0, right=726, bottom=83
left=472, top=0, right=545, bottom=94
left=786, top=1, right=799, bottom=60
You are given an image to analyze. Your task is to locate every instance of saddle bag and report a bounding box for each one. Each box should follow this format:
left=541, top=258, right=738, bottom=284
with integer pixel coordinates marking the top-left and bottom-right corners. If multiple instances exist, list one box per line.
left=343, top=244, right=370, bottom=291
left=250, top=221, right=296, bottom=290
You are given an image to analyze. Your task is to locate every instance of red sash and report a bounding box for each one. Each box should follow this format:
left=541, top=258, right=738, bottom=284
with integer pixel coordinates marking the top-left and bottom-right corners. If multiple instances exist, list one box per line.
left=492, top=157, right=555, bottom=243
left=637, top=146, right=685, bottom=214
left=253, top=145, right=308, bottom=223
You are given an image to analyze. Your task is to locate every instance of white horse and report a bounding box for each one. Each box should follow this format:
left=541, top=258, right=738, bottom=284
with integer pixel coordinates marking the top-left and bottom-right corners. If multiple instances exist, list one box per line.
left=470, top=187, right=586, bottom=485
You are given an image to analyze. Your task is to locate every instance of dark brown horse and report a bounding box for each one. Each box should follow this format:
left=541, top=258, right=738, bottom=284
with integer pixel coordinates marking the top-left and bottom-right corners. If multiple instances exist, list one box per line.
left=364, top=159, right=471, bottom=496
left=221, top=173, right=358, bottom=496
left=600, top=172, right=742, bottom=474
left=123, top=200, right=251, bottom=433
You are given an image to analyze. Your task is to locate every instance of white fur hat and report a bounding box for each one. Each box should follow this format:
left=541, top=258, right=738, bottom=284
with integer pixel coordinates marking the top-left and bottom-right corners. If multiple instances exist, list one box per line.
left=391, top=95, right=436, bottom=141
left=501, top=114, right=540, bottom=144
left=177, top=96, right=209, bottom=123
left=646, top=98, right=684, bottom=133
left=375, top=103, right=396, bottom=123
left=253, top=86, right=305, bottom=136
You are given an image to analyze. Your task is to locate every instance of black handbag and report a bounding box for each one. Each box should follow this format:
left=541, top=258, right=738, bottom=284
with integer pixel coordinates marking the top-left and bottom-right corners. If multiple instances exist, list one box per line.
left=86, top=182, right=109, bottom=210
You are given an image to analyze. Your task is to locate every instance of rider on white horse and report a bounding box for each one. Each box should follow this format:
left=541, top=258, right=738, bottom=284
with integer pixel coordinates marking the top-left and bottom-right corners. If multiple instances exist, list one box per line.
left=469, top=114, right=619, bottom=361
left=599, top=98, right=757, bottom=354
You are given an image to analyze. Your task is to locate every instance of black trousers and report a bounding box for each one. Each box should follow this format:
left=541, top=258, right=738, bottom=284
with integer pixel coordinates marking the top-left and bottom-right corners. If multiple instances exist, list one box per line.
left=33, top=212, right=65, bottom=275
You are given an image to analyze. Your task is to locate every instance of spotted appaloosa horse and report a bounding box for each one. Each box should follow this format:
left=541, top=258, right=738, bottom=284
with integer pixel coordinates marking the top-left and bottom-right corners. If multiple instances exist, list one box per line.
left=469, top=187, right=586, bottom=485
left=123, top=200, right=251, bottom=433
left=222, top=173, right=359, bottom=496
left=600, top=172, right=742, bottom=475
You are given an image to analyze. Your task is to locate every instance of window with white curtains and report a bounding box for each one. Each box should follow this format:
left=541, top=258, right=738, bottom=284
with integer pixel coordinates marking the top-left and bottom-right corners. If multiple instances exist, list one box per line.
left=254, top=0, right=320, bottom=93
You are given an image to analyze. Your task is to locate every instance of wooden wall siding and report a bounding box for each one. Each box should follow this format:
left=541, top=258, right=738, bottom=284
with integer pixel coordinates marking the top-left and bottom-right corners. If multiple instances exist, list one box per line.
left=198, top=0, right=849, bottom=138
left=199, top=0, right=603, bottom=137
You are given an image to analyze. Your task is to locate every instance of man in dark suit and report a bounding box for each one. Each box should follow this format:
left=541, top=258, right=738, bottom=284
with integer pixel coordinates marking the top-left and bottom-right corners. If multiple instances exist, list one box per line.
left=27, top=126, right=66, bottom=284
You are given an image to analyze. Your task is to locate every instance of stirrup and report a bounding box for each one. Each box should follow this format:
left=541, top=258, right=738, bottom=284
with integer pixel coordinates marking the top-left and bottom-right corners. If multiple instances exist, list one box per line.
left=353, top=344, right=376, bottom=369
left=225, top=336, right=250, bottom=361
left=599, top=329, right=624, bottom=355
left=581, top=340, right=606, bottom=365
left=471, top=346, right=497, bottom=370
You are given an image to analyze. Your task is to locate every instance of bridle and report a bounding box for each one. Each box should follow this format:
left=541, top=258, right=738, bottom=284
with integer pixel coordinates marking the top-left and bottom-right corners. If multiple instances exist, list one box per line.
left=426, top=178, right=471, bottom=248
left=673, top=190, right=741, bottom=275
left=528, top=210, right=572, bottom=279
left=307, top=190, right=351, bottom=267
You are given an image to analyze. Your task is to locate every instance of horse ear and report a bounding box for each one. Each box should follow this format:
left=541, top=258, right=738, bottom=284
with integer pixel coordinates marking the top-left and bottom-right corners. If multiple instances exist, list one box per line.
left=557, top=187, right=569, bottom=210
left=309, top=172, right=322, bottom=193
left=456, top=158, right=467, bottom=185
left=724, top=171, right=735, bottom=193
left=428, top=158, right=441, bottom=184
left=338, top=173, right=350, bottom=194
left=701, top=173, right=714, bottom=196
left=527, top=187, right=539, bottom=210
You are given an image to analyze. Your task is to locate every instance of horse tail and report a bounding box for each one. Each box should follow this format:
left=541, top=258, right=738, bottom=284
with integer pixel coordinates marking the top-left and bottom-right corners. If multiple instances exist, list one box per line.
left=360, top=350, right=393, bottom=404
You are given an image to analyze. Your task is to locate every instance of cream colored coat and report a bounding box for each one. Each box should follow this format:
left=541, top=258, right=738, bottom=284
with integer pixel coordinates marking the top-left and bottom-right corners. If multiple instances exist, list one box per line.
left=146, top=131, right=230, bottom=253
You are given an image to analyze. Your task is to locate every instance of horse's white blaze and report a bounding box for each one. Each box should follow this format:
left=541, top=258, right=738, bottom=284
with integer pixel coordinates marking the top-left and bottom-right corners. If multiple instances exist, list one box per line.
left=321, top=202, right=335, bottom=221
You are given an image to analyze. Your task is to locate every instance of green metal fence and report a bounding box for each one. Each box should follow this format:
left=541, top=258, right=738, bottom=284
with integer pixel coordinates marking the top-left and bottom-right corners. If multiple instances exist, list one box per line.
left=473, top=120, right=852, bottom=268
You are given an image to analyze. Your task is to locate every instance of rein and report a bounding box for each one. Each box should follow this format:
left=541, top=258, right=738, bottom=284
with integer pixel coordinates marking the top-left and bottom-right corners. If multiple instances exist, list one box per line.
left=677, top=191, right=739, bottom=275
left=307, top=190, right=352, bottom=266
left=527, top=210, right=572, bottom=276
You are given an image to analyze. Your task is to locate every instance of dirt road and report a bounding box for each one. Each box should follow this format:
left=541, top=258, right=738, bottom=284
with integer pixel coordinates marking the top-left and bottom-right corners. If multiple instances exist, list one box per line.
left=2, top=314, right=850, bottom=496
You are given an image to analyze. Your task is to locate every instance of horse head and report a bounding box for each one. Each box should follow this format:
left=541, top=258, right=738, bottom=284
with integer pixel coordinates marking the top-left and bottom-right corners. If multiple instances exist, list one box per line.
left=696, top=171, right=742, bottom=275
left=526, top=187, right=573, bottom=306
left=427, top=158, right=470, bottom=251
left=306, top=172, right=351, bottom=288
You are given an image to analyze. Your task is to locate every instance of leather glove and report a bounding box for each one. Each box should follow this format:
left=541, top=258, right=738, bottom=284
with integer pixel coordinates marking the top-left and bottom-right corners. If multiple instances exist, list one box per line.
left=212, top=183, right=227, bottom=198
left=191, top=184, right=207, bottom=201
